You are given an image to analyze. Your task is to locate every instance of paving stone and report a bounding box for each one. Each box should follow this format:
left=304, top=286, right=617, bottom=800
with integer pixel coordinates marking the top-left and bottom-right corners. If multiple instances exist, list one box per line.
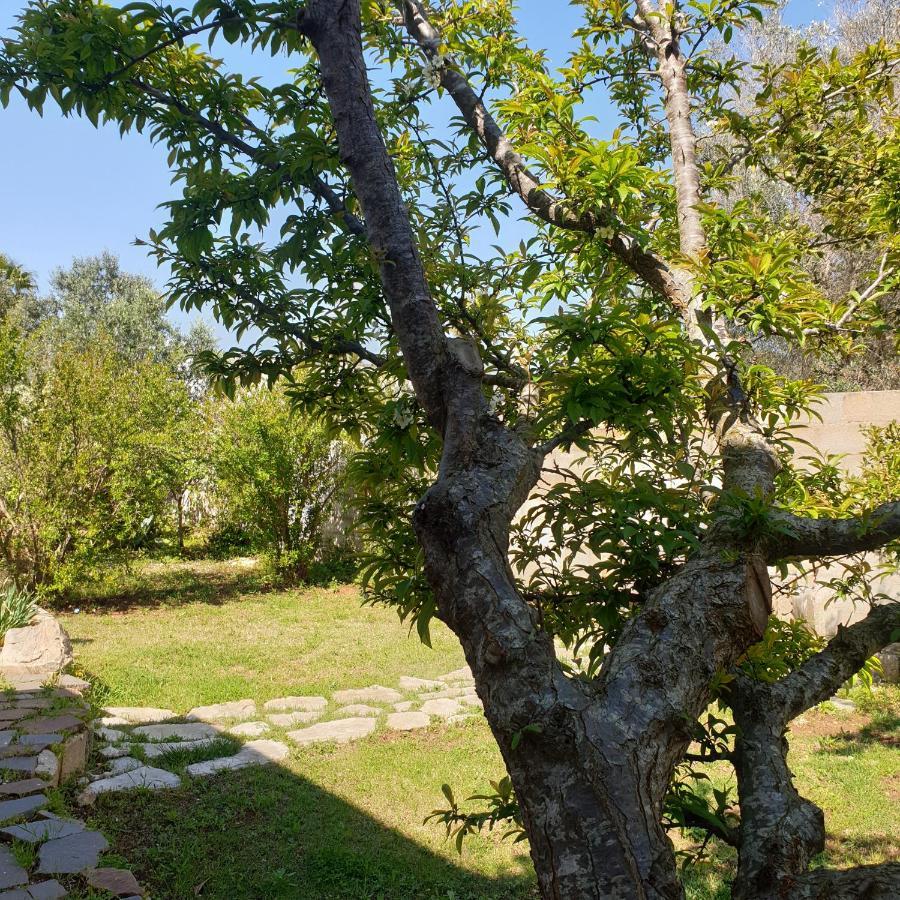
left=96, top=717, right=131, bottom=728
left=15, top=734, right=63, bottom=749
left=1, top=676, right=45, bottom=693
left=458, top=693, right=483, bottom=709
left=0, top=845, right=27, bottom=890
left=0, top=700, right=50, bottom=712
left=0, top=712, right=28, bottom=726
left=398, top=676, right=446, bottom=692
left=0, top=758, right=38, bottom=775
left=18, top=716, right=81, bottom=736
left=386, top=712, right=431, bottom=731
left=186, top=700, right=256, bottom=722
left=0, top=734, right=12, bottom=749
left=138, top=738, right=218, bottom=759
left=83, top=867, right=143, bottom=897
left=266, top=711, right=321, bottom=728
left=102, top=707, right=176, bottom=725
left=829, top=697, right=856, bottom=712
left=331, top=686, right=402, bottom=705
left=0, top=793, right=47, bottom=824
left=105, top=758, right=143, bottom=775
left=0, top=889, right=28, bottom=899
left=418, top=686, right=473, bottom=700
left=438, top=667, right=474, bottom=683
left=447, top=714, right=473, bottom=725
left=0, top=780, right=44, bottom=798
left=392, top=701, right=414, bottom=712
left=57, top=674, right=91, bottom=693
left=98, top=746, right=128, bottom=760
left=262, top=696, right=327, bottom=713
left=1, top=817, right=84, bottom=843
left=59, top=732, right=89, bottom=781
left=77, top=766, right=180, bottom=804
left=131, top=723, right=219, bottom=742
left=334, top=705, right=381, bottom=718
left=34, top=752, right=58, bottom=787
left=419, top=698, right=463, bottom=719
left=37, top=830, right=108, bottom=874
left=25, top=882, right=68, bottom=899
left=185, top=739, right=289, bottom=777
left=228, top=721, right=269, bottom=738
left=94, top=728, right=125, bottom=743
left=286, top=717, right=377, bottom=746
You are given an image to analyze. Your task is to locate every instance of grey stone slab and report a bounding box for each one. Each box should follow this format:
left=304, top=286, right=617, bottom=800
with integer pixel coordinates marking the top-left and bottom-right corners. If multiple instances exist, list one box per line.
left=0, top=793, right=46, bottom=823
left=331, top=686, right=401, bottom=704
left=18, top=716, right=81, bottom=736
left=186, top=700, right=256, bottom=722
left=438, top=667, right=474, bottom=683
left=0, top=780, right=44, bottom=798
left=0, top=734, right=12, bottom=749
left=83, top=867, right=143, bottom=897
left=398, top=676, right=446, bottom=691
left=102, top=707, right=176, bottom=724
left=266, top=711, right=321, bottom=728
left=418, top=686, right=474, bottom=700
left=0, top=713, right=27, bottom=726
left=286, top=717, right=376, bottom=746
left=98, top=746, right=128, bottom=760
left=262, top=696, right=327, bottom=713
left=0, top=889, right=29, bottom=899
left=386, top=712, right=431, bottom=731
left=77, top=766, right=180, bottom=804
left=26, top=881, right=68, bottom=899
left=185, top=740, right=289, bottom=777
left=228, top=721, right=269, bottom=738
left=0, top=758, right=37, bottom=775
left=105, top=758, right=143, bottom=775
left=131, top=723, right=218, bottom=742
left=419, top=698, right=463, bottom=719
left=93, top=728, right=125, bottom=744
left=37, top=830, right=108, bottom=874
left=392, top=701, right=414, bottom=712
left=0, top=845, right=28, bottom=889
left=334, top=705, right=381, bottom=718
left=138, top=737, right=217, bottom=759
left=2, top=817, right=84, bottom=843
left=15, top=735, right=62, bottom=749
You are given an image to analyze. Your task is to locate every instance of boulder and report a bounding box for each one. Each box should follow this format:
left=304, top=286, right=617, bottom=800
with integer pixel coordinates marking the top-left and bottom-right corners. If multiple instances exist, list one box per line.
left=0, top=610, right=73, bottom=677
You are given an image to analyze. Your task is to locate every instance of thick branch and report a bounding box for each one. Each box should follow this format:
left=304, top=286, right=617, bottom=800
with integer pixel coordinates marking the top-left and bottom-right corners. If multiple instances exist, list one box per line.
left=770, top=501, right=900, bottom=561
left=397, top=1, right=688, bottom=311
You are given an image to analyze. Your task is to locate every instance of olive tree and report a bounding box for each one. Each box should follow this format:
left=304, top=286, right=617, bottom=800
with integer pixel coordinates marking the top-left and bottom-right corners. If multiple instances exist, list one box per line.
left=3, top=1, right=898, bottom=896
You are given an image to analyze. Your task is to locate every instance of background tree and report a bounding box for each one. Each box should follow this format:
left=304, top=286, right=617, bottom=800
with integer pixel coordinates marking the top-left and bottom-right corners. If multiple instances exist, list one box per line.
left=2, top=1, right=899, bottom=897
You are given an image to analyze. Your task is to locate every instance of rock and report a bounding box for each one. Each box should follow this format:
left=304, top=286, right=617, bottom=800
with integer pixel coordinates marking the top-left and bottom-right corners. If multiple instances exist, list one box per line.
left=458, top=693, right=483, bottom=709
left=877, top=642, right=900, bottom=683
left=0, top=732, right=13, bottom=747
left=266, top=711, right=321, bottom=728
left=106, top=758, right=143, bottom=775
left=392, top=701, right=414, bottom=712
left=57, top=674, right=90, bottom=693
left=0, top=758, right=38, bottom=775
left=0, top=780, right=45, bottom=798
left=35, top=751, right=59, bottom=787
left=386, top=712, right=430, bottom=731
left=103, top=707, right=177, bottom=725
left=286, top=717, right=376, bottom=746
left=1, top=675, right=46, bottom=693
left=228, top=721, right=270, bottom=738
left=331, top=686, right=401, bottom=704
left=94, top=728, right=125, bottom=743
left=2, top=817, right=84, bottom=843
left=0, top=711, right=28, bottom=726
left=419, top=698, right=463, bottom=719
left=185, top=740, right=289, bottom=777
left=334, top=705, right=381, bottom=717
left=96, top=717, right=131, bottom=728
left=139, top=738, right=218, bottom=759
left=418, top=686, right=473, bottom=700
left=77, top=766, right=180, bottom=804
left=0, top=613, right=73, bottom=677
left=131, top=723, right=219, bottom=742
left=18, top=715, right=82, bottom=736
left=186, top=700, right=256, bottom=722
left=37, top=830, right=108, bottom=874
left=0, top=700, right=50, bottom=711
left=60, top=732, right=89, bottom=781
left=829, top=697, right=856, bottom=712
left=262, top=696, right=327, bottom=713
left=27, top=881, right=69, bottom=899
left=438, top=667, right=473, bottom=683
left=98, top=746, right=129, bottom=760
left=398, top=676, right=446, bottom=692
left=83, top=867, right=144, bottom=897
left=15, top=734, right=63, bottom=750
left=0, top=794, right=46, bottom=824
left=0, top=845, right=28, bottom=890
left=447, top=714, right=473, bottom=725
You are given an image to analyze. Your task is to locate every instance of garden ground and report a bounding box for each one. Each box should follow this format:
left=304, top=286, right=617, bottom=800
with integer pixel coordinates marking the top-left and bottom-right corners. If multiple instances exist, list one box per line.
left=56, top=558, right=899, bottom=899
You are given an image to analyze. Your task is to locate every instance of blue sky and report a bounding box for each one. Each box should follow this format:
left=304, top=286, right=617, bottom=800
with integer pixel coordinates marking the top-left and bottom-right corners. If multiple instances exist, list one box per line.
left=0, top=0, right=832, bottom=339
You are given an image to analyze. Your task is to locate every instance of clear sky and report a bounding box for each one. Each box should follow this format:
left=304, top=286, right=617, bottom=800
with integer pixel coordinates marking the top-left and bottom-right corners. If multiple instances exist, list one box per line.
left=0, top=0, right=833, bottom=340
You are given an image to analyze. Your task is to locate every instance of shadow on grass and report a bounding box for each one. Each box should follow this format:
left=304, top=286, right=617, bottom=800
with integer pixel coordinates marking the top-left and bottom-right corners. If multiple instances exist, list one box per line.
left=63, top=557, right=275, bottom=613
left=84, top=761, right=536, bottom=900
left=815, top=710, right=900, bottom=756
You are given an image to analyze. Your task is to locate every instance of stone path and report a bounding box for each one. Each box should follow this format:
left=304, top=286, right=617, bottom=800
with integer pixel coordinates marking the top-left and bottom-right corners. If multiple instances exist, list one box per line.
left=85, top=666, right=483, bottom=802
left=0, top=678, right=146, bottom=898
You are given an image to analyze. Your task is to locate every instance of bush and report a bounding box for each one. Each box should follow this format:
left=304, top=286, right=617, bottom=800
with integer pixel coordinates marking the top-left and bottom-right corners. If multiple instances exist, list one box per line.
left=0, top=582, right=37, bottom=639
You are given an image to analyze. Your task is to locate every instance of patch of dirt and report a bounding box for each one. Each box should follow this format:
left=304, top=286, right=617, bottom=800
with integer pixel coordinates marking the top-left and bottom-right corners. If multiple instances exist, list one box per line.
left=789, top=710, right=869, bottom=740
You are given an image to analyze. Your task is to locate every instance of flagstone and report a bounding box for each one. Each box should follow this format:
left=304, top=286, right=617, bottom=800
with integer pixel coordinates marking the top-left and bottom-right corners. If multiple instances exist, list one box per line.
left=0, top=794, right=47, bottom=824
left=0, top=780, right=44, bottom=798
left=138, top=738, right=218, bottom=759
left=286, top=717, right=376, bottom=746
left=228, top=721, right=269, bottom=738
left=0, top=845, right=27, bottom=890
left=1, top=817, right=84, bottom=843
left=262, top=696, right=327, bottom=713
left=103, top=708, right=176, bottom=725
left=186, top=700, right=256, bottom=722
left=386, top=712, right=430, bottom=731
left=419, top=698, right=463, bottom=719
left=83, top=867, right=144, bottom=897
left=77, top=766, right=180, bottom=804
left=266, top=711, right=321, bottom=727
left=37, top=830, right=108, bottom=874
left=398, top=676, right=446, bottom=691
left=331, top=686, right=401, bottom=704
left=18, top=716, right=81, bottom=736
left=334, top=705, right=381, bottom=717
left=131, top=723, right=218, bottom=742
left=185, top=740, right=289, bottom=777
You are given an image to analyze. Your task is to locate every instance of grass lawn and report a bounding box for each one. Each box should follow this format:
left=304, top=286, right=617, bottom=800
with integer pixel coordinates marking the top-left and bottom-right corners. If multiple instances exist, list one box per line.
left=58, top=558, right=898, bottom=899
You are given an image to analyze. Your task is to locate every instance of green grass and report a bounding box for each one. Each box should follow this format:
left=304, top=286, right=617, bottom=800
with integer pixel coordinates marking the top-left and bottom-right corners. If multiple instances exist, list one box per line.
left=59, top=557, right=898, bottom=899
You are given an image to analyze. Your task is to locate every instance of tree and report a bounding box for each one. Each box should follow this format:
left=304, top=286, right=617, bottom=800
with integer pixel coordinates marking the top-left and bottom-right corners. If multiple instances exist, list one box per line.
left=207, top=384, right=349, bottom=573
left=2, top=2, right=898, bottom=897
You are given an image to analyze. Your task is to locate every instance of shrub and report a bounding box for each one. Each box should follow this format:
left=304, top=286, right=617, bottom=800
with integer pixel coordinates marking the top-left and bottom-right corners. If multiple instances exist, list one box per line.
left=0, top=582, right=36, bottom=639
